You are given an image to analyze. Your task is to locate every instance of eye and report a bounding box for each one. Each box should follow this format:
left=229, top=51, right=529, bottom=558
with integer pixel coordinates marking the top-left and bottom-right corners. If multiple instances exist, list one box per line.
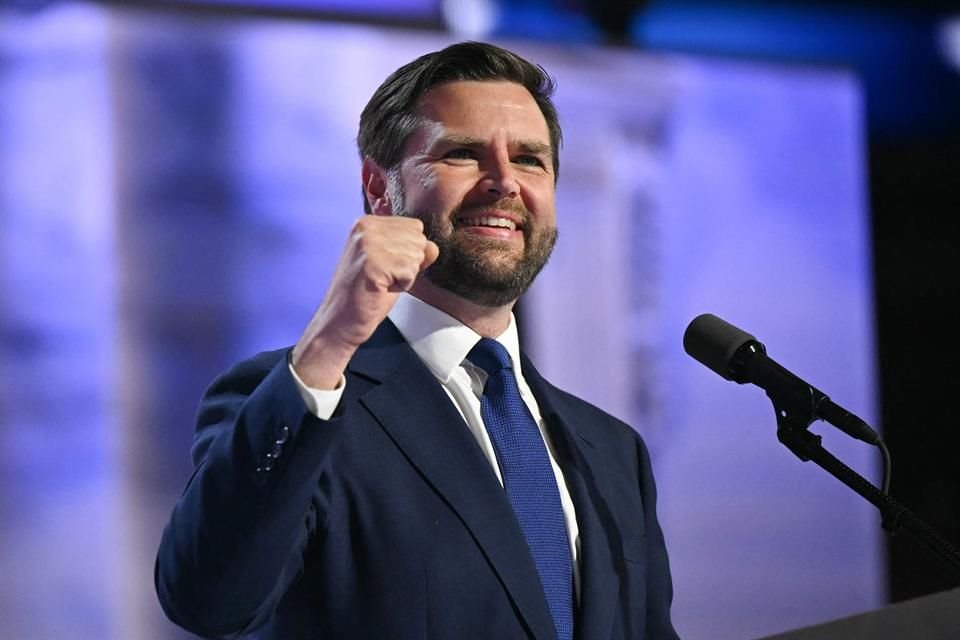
left=445, top=148, right=477, bottom=160
left=515, top=155, right=546, bottom=168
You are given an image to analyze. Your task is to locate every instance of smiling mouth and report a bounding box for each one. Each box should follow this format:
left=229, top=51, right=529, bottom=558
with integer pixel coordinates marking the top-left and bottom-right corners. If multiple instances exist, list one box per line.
left=453, top=205, right=528, bottom=233
left=455, top=215, right=521, bottom=232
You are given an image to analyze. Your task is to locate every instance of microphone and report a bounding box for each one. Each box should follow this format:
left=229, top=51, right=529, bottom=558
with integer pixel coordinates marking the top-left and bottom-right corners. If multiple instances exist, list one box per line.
left=683, top=313, right=880, bottom=445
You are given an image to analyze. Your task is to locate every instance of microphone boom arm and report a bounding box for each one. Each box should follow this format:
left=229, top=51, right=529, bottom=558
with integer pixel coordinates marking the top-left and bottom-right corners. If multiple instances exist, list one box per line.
left=772, top=397, right=960, bottom=578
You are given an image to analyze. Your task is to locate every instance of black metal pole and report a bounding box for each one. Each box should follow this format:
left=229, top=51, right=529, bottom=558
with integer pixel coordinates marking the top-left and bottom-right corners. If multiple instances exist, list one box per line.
left=777, top=424, right=960, bottom=578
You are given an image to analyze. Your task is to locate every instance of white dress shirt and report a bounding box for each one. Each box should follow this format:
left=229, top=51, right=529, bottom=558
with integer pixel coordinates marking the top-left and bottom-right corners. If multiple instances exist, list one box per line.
left=290, top=293, right=581, bottom=594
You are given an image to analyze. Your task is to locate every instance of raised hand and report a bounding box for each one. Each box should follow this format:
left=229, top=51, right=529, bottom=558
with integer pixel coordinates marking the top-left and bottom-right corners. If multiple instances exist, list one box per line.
left=291, top=215, right=439, bottom=389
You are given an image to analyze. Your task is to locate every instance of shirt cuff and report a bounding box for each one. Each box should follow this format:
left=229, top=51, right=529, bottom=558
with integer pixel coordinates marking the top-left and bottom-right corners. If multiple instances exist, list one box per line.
left=287, top=360, right=346, bottom=421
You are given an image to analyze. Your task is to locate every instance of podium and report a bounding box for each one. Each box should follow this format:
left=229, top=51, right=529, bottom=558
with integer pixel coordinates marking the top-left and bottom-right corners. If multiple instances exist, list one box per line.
left=755, top=587, right=960, bottom=639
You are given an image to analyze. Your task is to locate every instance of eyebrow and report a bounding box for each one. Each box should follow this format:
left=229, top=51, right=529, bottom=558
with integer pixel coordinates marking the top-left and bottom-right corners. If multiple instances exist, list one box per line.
left=435, top=134, right=553, bottom=158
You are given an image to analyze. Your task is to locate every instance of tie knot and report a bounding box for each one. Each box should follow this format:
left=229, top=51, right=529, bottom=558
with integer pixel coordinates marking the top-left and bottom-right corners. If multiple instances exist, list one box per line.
left=467, top=337, right=512, bottom=376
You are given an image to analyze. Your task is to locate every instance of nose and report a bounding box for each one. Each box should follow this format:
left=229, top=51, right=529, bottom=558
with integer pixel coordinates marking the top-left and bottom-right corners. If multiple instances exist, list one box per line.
left=484, top=155, right=520, bottom=198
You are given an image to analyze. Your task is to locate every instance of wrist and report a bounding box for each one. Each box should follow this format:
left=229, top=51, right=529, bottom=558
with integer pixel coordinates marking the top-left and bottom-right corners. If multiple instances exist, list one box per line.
left=291, top=334, right=356, bottom=390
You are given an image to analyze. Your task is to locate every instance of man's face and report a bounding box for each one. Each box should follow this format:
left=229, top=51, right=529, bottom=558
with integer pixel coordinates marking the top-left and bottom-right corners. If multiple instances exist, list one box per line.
left=389, top=80, right=558, bottom=308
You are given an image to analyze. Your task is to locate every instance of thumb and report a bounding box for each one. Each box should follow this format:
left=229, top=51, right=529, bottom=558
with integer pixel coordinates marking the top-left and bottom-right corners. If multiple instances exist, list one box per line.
left=421, top=240, right=440, bottom=270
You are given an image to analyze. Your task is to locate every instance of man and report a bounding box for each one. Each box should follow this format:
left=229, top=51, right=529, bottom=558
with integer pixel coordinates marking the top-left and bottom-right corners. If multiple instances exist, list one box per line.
left=156, top=41, right=679, bottom=640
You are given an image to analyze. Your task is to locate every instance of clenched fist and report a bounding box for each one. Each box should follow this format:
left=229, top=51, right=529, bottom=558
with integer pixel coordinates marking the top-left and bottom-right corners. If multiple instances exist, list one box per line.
left=291, top=215, right=439, bottom=389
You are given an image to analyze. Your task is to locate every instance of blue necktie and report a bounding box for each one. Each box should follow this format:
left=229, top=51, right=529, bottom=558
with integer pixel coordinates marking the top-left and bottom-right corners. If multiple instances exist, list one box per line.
left=468, top=338, right=574, bottom=640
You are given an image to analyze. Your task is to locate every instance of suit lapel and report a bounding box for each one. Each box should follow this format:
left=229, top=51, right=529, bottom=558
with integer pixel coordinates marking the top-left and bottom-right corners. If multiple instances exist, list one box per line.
left=348, top=322, right=557, bottom=640
left=520, top=353, right=620, bottom=640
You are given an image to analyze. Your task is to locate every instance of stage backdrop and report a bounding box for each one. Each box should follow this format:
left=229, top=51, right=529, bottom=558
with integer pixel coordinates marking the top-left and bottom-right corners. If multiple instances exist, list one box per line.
left=0, top=4, right=880, bottom=639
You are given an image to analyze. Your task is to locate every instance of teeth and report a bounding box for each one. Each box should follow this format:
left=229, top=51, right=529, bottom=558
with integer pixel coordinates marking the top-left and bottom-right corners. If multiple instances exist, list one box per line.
left=460, top=216, right=517, bottom=231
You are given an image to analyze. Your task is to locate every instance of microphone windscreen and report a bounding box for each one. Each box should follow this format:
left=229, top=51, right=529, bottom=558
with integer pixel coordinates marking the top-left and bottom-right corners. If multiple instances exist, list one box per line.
left=683, top=313, right=757, bottom=380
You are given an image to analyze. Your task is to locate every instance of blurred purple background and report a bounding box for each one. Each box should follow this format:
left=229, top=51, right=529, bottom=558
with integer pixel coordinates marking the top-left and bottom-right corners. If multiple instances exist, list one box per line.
left=2, top=1, right=958, bottom=638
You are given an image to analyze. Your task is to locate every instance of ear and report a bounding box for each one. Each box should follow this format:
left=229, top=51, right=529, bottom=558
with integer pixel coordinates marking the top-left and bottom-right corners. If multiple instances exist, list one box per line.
left=361, top=157, right=394, bottom=216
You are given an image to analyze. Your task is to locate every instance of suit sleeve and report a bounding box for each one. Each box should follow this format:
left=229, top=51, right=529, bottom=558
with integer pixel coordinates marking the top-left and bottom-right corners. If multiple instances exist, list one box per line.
left=155, top=350, right=343, bottom=638
left=636, top=435, right=682, bottom=640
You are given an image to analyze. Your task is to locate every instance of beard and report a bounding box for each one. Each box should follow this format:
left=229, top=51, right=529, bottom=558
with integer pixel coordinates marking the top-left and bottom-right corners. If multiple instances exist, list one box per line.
left=421, top=207, right=558, bottom=307
left=390, top=179, right=557, bottom=307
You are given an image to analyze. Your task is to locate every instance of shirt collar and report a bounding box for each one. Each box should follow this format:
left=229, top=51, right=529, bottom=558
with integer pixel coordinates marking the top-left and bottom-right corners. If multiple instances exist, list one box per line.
left=387, top=293, right=523, bottom=383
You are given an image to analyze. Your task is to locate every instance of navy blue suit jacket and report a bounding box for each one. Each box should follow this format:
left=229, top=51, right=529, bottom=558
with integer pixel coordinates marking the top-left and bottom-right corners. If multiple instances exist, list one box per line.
left=156, top=321, right=679, bottom=639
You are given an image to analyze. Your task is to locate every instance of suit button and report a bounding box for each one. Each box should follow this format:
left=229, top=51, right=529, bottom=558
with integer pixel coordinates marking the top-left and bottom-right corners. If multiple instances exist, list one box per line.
left=271, top=442, right=283, bottom=458
left=261, top=453, right=275, bottom=472
left=277, top=425, right=290, bottom=444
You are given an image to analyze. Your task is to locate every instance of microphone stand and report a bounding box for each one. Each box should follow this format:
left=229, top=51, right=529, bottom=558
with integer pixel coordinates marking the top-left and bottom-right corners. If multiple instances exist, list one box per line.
left=769, top=391, right=960, bottom=579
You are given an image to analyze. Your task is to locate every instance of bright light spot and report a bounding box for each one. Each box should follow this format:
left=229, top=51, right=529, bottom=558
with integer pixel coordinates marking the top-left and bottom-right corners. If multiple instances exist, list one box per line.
left=441, top=0, right=499, bottom=39
left=938, top=15, right=960, bottom=73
